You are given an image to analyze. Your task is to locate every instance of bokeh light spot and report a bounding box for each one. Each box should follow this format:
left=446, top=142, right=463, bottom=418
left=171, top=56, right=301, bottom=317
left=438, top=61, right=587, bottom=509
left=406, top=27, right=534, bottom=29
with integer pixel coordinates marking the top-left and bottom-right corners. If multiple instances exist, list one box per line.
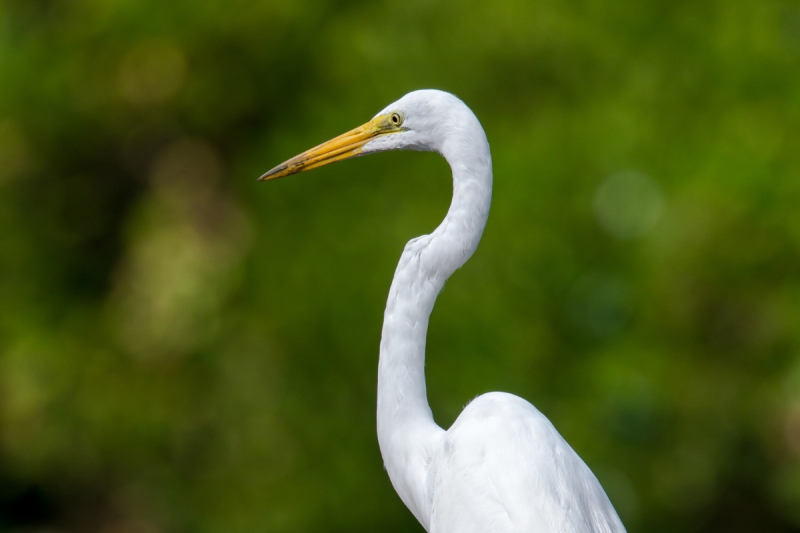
left=109, top=139, right=251, bottom=363
left=593, top=170, right=664, bottom=240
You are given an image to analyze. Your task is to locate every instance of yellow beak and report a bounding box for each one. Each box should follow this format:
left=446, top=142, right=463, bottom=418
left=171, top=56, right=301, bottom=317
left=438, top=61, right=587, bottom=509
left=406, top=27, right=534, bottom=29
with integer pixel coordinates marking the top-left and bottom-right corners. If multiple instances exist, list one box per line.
left=258, top=113, right=404, bottom=181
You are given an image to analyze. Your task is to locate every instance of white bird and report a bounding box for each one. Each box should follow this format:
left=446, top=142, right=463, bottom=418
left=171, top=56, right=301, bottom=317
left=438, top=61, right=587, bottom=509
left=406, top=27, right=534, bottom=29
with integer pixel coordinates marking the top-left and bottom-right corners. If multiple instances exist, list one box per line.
left=260, top=90, right=626, bottom=533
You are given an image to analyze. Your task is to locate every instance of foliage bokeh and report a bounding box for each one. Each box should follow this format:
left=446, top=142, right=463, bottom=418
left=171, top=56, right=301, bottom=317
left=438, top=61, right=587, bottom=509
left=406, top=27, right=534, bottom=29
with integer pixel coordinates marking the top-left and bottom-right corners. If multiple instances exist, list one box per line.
left=2, top=0, right=800, bottom=531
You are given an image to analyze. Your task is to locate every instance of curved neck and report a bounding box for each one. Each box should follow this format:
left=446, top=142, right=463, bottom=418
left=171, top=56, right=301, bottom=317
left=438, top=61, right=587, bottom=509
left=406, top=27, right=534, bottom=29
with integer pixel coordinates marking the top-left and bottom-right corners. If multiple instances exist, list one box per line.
left=377, top=130, right=492, bottom=528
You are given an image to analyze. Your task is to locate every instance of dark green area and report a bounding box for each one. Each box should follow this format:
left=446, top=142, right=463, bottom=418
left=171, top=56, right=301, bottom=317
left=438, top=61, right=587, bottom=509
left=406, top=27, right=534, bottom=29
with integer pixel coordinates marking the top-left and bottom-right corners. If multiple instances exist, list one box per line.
left=1, top=0, right=800, bottom=531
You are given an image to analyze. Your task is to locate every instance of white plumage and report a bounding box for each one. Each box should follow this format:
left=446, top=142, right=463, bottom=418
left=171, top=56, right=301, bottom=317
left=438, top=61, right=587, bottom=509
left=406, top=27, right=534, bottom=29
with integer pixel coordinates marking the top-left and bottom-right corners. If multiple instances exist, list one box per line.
left=261, top=89, right=626, bottom=533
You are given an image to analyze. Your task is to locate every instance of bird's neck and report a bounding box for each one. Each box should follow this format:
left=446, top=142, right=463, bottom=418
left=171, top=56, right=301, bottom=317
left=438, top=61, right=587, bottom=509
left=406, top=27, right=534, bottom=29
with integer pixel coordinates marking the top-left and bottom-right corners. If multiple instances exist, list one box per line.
left=377, top=138, right=492, bottom=527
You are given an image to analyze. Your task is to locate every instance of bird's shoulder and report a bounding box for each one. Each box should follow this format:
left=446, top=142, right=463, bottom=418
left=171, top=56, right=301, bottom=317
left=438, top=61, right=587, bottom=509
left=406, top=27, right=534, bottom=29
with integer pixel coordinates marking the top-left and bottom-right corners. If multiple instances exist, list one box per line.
left=438, top=391, right=566, bottom=473
left=456, top=391, right=551, bottom=427
left=427, top=392, right=625, bottom=533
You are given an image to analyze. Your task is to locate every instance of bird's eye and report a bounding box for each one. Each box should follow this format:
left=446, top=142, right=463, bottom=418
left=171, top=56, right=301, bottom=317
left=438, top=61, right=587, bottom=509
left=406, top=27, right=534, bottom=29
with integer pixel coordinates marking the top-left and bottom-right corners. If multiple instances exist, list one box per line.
left=390, top=113, right=403, bottom=126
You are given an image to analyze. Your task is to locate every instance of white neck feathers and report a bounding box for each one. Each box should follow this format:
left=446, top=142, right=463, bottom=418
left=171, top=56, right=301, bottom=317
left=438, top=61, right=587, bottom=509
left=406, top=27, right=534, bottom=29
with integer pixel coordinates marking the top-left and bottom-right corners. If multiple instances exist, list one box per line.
left=376, top=105, right=492, bottom=528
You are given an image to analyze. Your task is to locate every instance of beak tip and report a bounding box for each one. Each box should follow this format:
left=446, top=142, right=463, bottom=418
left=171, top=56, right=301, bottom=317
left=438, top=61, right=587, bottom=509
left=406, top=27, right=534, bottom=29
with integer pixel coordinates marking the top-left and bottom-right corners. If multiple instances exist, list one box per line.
left=257, top=166, right=285, bottom=182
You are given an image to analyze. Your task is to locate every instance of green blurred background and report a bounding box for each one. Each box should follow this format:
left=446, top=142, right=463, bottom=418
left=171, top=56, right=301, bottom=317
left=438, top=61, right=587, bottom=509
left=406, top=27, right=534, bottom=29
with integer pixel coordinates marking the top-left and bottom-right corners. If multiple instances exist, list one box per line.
left=2, top=0, right=800, bottom=531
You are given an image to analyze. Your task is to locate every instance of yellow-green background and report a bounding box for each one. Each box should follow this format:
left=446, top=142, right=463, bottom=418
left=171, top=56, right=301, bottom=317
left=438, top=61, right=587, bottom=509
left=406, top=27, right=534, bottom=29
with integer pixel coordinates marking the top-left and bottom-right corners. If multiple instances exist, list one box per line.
left=2, top=1, right=800, bottom=531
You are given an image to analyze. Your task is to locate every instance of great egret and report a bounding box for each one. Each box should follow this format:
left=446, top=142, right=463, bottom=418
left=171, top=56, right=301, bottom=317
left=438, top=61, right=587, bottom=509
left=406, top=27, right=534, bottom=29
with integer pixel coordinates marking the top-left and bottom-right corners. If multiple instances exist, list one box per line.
left=260, top=90, right=626, bottom=533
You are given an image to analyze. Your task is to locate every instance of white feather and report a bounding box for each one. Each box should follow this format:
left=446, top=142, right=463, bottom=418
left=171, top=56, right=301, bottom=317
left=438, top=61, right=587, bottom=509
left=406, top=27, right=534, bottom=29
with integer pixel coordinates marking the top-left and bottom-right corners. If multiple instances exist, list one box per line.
left=366, top=90, right=626, bottom=533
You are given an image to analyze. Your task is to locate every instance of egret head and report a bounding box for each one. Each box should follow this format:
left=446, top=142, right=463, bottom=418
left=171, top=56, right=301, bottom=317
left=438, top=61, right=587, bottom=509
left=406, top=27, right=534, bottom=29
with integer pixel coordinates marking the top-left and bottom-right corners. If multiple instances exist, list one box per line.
left=258, top=90, right=471, bottom=181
